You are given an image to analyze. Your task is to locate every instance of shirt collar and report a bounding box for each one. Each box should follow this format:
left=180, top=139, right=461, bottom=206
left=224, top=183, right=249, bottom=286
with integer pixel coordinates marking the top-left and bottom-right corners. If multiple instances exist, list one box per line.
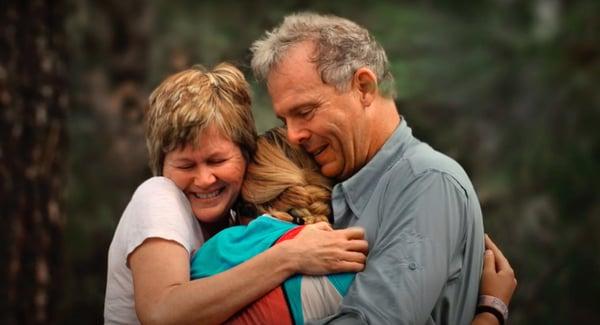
left=333, top=117, right=417, bottom=219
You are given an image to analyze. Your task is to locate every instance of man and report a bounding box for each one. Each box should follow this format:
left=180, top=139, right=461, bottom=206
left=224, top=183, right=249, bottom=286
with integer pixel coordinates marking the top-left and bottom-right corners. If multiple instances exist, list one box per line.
left=251, top=13, right=485, bottom=324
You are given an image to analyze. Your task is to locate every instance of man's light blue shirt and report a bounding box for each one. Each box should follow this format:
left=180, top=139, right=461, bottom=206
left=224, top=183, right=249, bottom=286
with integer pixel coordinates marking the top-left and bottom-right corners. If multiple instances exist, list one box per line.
left=315, top=118, right=484, bottom=324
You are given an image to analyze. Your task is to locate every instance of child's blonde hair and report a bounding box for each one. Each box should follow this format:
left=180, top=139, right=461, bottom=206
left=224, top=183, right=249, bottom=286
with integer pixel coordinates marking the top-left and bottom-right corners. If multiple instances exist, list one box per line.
left=242, top=127, right=332, bottom=224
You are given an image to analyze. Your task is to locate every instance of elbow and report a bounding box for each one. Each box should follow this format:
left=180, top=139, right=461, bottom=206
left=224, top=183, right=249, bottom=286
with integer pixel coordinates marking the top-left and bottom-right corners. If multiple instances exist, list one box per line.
left=136, top=312, right=159, bottom=325
left=136, top=305, right=174, bottom=325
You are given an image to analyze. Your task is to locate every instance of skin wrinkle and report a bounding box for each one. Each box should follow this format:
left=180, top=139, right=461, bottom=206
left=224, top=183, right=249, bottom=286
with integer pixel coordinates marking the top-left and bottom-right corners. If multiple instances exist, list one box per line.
left=267, top=42, right=377, bottom=180
left=145, top=64, right=256, bottom=176
left=163, top=125, right=246, bottom=228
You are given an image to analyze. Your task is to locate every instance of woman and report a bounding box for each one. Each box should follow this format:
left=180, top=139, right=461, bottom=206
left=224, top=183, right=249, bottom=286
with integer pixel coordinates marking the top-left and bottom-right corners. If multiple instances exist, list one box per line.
left=104, top=63, right=368, bottom=324
left=191, top=127, right=517, bottom=325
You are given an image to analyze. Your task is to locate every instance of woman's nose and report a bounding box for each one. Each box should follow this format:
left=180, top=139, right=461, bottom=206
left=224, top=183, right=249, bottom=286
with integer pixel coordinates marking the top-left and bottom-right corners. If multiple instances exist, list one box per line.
left=193, top=167, right=216, bottom=187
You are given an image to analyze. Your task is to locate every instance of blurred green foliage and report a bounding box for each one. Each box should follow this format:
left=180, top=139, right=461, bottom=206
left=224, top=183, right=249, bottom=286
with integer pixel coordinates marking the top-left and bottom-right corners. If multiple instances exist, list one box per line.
left=64, top=0, right=599, bottom=323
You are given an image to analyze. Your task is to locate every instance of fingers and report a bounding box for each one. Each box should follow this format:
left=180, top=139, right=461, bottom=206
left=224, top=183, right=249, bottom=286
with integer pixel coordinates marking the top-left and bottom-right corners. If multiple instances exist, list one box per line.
left=335, top=227, right=368, bottom=253
left=484, top=233, right=497, bottom=251
left=310, top=222, right=333, bottom=231
left=335, top=260, right=366, bottom=273
left=484, top=234, right=517, bottom=286
left=338, top=250, right=367, bottom=265
left=293, top=224, right=369, bottom=275
left=484, top=234, right=516, bottom=278
left=485, top=234, right=505, bottom=261
left=337, top=226, right=365, bottom=240
left=345, top=239, right=369, bottom=253
left=483, top=249, right=496, bottom=273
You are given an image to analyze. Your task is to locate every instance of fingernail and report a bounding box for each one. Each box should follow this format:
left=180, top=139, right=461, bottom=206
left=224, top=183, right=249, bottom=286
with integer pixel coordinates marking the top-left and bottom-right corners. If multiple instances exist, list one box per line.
left=485, top=250, right=492, bottom=256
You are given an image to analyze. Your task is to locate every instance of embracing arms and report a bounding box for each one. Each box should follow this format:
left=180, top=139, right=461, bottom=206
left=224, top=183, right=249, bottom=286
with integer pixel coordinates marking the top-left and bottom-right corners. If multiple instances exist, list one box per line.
left=129, top=222, right=368, bottom=325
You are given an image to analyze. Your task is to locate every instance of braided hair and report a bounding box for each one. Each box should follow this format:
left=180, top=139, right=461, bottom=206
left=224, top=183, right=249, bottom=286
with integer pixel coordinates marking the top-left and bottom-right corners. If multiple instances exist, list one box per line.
left=241, top=127, right=333, bottom=225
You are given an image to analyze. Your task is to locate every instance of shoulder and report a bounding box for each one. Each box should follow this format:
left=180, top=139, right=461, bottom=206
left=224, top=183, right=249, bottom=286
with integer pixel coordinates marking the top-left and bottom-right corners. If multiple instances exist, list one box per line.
left=123, top=177, right=194, bottom=230
left=385, top=143, right=474, bottom=197
left=133, top=176, right=183, bottom=199
left=117, top=177, right=200, bottom=254
left=129, top=177, right=189, bottom=209
left=405, top=143, right=466, bottom=180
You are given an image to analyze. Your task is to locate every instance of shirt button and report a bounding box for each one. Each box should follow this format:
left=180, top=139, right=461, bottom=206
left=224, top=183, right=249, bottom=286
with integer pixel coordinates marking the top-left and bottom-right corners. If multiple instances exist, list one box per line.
left=409, top=262, right=417, bottom=270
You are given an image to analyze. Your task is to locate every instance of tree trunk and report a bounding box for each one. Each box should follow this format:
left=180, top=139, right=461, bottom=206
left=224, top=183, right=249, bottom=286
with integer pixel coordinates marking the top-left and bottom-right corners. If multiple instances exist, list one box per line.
left=0, top=0, right=68, bottom=324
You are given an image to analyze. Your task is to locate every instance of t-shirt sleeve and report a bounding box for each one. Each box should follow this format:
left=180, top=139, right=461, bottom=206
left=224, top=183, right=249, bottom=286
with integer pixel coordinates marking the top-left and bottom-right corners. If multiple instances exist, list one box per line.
left=122, top=177, right=200, bottom=260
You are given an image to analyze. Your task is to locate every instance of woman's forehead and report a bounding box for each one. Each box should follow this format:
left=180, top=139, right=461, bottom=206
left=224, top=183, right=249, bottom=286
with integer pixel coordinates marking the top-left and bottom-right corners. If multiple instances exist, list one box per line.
left=193, top=123, right=235, bottom=145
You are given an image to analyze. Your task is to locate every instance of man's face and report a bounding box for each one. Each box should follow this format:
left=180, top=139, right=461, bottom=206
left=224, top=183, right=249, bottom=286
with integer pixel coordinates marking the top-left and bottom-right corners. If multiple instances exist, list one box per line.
left=267, top=42, right=370, bottom=180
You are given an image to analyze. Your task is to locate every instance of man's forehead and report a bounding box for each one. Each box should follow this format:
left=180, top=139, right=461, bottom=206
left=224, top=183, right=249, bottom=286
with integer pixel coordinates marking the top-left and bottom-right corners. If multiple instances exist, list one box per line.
left=267, top=42, right=317, bottom=80
left=265, top=41, right=327, bottom=116
left=267, top=69, right=315, bottom=94
left=268, top=74, right=321, bottom=113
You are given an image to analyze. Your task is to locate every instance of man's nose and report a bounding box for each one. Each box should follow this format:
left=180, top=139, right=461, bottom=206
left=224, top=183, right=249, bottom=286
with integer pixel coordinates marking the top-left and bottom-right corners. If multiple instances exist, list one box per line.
left=286, top=123, right=310, bottom=146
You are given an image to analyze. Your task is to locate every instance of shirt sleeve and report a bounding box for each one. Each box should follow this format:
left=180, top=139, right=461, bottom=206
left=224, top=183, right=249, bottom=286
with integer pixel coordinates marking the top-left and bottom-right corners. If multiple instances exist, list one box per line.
left=123, top=177, right=201, bottom=259
left=314, top=171, right=468, bottom=324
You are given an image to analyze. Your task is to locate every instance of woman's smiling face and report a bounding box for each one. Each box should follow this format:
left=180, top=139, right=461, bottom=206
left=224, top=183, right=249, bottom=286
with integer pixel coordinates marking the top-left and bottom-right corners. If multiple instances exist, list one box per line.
left=162, top=125, right=246, bottom=224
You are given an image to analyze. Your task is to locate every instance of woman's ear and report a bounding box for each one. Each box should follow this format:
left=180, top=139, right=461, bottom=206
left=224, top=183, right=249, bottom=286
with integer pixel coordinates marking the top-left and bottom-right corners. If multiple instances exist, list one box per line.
left=353, top=67, right=378, bottom=108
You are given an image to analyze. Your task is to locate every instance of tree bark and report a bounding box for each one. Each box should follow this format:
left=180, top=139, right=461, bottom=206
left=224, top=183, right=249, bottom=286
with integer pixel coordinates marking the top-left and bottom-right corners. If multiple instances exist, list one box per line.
left=0, top=0, right=68, bottom=324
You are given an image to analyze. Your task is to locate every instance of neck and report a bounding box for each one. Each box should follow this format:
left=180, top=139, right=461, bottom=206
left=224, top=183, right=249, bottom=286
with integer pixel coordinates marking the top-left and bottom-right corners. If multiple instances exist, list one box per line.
left=366, top=98, right=400, bottom=162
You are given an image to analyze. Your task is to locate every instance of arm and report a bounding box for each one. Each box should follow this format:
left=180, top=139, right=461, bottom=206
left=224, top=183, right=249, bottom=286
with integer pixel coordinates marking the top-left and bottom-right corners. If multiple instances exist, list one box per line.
left=130, top=222, right=368, bottom=325
left=471, top=235, right=517, bottom=325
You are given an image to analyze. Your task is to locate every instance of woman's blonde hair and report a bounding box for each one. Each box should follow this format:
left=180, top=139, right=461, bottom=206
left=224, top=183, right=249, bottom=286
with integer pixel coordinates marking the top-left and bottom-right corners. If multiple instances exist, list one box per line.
left=145, top=63, right=257, bottom=175
left=242, top=127, right=332, bottom=224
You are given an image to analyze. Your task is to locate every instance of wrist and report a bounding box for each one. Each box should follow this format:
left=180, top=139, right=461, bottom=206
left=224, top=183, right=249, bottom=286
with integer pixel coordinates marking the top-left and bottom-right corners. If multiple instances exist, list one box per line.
left=269, top=241, right=300, bottom=275
left=476, top=295, right=508, bottom=325
left=475, top=311, right=501, bottom=325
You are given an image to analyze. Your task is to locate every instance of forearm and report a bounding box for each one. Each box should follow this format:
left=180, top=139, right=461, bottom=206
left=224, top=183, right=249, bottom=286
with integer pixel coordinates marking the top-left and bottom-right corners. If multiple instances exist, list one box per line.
left=136, top=244, right=296, bottom=325
left=133, top=222, right=367, bottom=324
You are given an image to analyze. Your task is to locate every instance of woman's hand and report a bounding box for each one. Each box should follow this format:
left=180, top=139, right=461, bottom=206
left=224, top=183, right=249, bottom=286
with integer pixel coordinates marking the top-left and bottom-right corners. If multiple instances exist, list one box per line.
left=480, top=234, right=517, bottom=306
left=279, top=222, right=369, bottom=275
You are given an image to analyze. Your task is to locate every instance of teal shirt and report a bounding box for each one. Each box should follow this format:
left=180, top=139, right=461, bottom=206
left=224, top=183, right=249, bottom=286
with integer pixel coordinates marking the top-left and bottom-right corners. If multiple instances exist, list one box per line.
left=190, top=215, right=355, bottom=325
left=313, top=118, right=485, bottom=325
left=190, top=215, right=296, bottom=278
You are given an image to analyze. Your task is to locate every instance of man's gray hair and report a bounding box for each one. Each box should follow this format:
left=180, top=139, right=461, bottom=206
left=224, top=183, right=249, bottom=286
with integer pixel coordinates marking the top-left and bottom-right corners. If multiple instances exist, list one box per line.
left=250, top=12, right=396, bottom=98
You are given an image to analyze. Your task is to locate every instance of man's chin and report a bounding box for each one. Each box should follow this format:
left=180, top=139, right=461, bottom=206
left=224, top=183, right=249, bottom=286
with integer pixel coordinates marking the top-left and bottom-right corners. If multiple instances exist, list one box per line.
left=319, top=163, right=342, bottom=179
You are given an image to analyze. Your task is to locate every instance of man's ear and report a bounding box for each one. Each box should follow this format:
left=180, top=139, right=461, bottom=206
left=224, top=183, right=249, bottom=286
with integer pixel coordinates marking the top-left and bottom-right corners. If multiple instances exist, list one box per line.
left=353, top=67, right=377, bottom=108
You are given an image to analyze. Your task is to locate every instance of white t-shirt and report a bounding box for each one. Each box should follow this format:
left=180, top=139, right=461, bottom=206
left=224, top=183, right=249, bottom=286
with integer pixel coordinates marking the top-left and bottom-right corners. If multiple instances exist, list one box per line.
left=104, top=177, right=203, bottom=324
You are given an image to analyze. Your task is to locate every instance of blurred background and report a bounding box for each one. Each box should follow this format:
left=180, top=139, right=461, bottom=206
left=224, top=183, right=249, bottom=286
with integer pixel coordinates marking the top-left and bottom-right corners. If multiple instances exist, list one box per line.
left=1, top=0, right=599, bottom=323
